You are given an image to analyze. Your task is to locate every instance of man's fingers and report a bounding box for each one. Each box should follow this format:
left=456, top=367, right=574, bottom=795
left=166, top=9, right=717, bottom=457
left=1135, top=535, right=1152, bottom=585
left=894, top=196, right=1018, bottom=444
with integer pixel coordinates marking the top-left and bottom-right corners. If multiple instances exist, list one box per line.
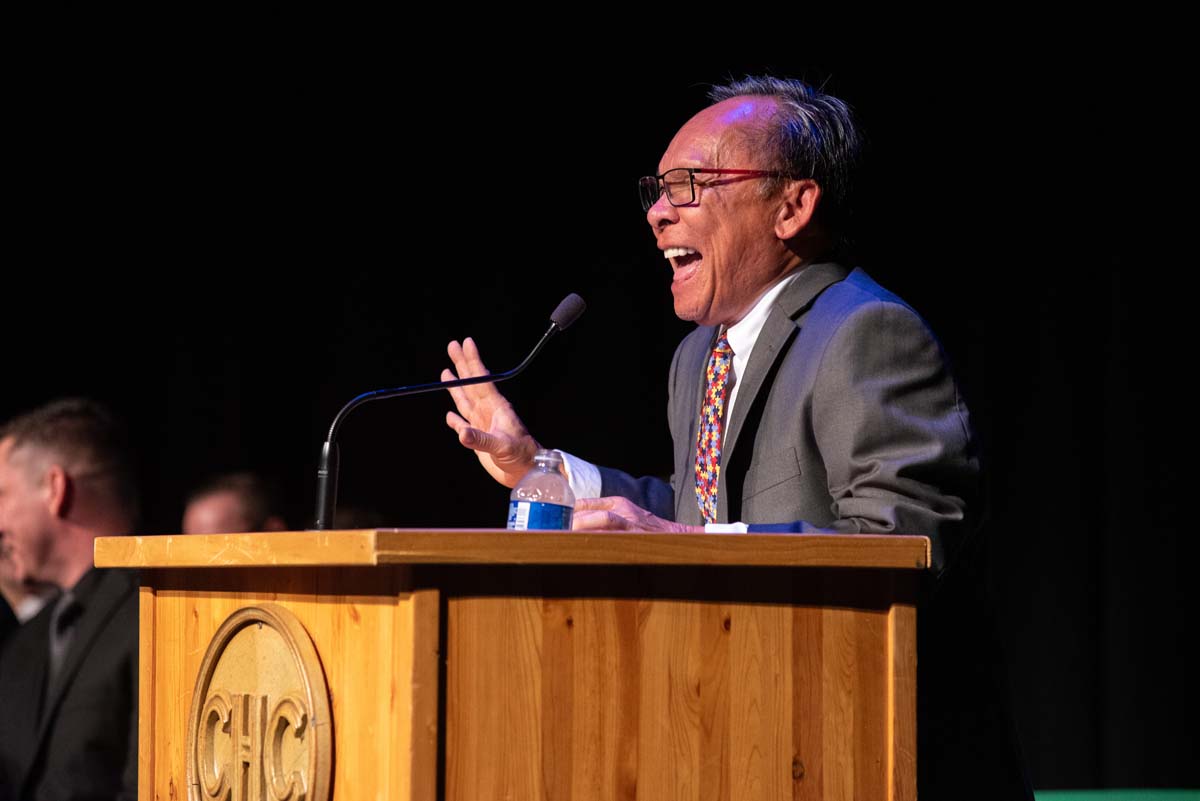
left=464, top=427, right=492, bottom=451
left=445, top=346, right=504, bottom=418
left=574, top=497, right=634, bottom=531
left=448, top=337, right=491, bottom=380
left=446, top=415, right=502, bottom=455
left=462, top=336, right=488, bottom=371
left=446, top=339, right=465, bottom=368
left=447, top=340, right=480, bottom=380
left=572, top=510, right=629, bottom=531
left=572, top=510, right=601, bottom=530
left=447, top=338, right=506, bottom=407
left=575, top=497, right=618, bottom=512
left=443, top=369, right=473, bottom=416
left=446, top=412, right=483, bottom=448
left=445, top=411, right=470, bottom=438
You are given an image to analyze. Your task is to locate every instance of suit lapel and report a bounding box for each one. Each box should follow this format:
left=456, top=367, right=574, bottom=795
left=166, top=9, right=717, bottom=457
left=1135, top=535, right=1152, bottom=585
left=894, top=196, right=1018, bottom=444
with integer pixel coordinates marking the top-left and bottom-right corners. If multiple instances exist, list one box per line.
left=717, top=263, right=850, bottom=521
left=33, top=570, right=132, bottom=749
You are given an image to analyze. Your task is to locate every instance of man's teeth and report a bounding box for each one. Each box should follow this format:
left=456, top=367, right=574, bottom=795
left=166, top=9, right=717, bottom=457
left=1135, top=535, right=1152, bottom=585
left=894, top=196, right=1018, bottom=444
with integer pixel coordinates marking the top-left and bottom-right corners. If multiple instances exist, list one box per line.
left=663, top=247, right=699, bottom=259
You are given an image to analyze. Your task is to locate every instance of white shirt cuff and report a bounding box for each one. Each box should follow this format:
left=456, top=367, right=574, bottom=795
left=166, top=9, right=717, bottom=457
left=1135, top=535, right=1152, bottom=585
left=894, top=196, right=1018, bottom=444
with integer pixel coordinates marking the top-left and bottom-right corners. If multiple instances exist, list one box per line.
left=704, top=522, right=749, bottom=533
left=557, top=451, right=603, bottom=499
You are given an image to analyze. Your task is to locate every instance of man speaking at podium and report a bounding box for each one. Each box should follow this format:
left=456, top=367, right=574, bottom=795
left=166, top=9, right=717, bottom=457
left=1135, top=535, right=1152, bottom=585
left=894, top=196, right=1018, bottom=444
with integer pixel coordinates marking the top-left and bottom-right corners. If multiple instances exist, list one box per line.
left=443, top=76, right=1030, bottom=799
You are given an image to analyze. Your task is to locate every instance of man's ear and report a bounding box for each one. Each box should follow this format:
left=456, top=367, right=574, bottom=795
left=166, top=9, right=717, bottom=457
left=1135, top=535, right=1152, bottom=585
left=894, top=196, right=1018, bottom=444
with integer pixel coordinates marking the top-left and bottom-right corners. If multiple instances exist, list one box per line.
left=44, top=464, right=70, bottom=519
left=774, top=179, right=821, bottom=240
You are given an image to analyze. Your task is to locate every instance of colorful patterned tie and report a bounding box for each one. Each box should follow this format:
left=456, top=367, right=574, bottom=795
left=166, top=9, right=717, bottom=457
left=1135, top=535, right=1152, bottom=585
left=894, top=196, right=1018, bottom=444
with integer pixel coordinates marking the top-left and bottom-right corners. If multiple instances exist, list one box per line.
left=695, top=331, right=734, bottom=523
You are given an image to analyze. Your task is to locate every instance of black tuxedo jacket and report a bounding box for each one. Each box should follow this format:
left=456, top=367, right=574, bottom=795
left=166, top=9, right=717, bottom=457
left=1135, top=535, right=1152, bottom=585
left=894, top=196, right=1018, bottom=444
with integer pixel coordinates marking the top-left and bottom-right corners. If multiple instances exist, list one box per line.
left=0, top=597, right=15, bottom=652
left=0, top=568, right=137, bottom=801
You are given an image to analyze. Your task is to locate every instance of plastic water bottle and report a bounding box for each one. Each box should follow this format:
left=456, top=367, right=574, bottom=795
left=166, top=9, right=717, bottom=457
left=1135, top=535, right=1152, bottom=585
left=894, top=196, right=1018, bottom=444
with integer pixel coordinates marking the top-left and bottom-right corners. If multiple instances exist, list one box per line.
left=507, top=449, right=575, bottom=530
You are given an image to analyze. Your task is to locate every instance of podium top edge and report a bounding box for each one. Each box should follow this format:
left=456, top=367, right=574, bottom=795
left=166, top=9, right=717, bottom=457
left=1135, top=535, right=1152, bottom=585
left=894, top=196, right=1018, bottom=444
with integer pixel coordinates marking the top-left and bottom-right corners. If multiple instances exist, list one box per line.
left=93, top=529, right=931, bottom=570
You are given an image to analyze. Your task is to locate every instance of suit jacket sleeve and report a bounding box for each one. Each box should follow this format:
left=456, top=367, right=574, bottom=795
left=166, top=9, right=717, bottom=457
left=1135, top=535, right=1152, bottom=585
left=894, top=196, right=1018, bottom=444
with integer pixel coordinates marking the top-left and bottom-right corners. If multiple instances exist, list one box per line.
left=746, top=299, right=977, bottom=572
left=596, top=468, right=676, bottom=520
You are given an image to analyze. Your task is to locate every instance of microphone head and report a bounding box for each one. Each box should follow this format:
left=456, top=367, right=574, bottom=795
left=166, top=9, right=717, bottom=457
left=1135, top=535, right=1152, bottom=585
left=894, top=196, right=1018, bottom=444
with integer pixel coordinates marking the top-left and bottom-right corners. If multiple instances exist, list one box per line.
left=550, top=293, right=586, bottom=331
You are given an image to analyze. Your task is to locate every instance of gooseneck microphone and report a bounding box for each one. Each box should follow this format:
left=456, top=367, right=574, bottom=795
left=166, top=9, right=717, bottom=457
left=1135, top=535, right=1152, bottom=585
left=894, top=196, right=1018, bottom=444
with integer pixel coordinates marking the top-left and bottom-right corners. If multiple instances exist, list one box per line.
left=313, top=293, right=586, bottom=530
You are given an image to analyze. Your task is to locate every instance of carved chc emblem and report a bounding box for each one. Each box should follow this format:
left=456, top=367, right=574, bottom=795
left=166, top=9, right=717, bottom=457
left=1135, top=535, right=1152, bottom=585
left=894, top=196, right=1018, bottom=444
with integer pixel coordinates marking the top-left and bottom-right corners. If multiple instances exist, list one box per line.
left=186, top=604, right=332, bottom=801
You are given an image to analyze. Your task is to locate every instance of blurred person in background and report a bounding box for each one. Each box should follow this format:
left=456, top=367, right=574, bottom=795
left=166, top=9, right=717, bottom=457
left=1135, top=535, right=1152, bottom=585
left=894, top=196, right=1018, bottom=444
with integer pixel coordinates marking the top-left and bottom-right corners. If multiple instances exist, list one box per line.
left=182, top=470, right=287, bottom=534
left=0, top=398, right=139, bottom=801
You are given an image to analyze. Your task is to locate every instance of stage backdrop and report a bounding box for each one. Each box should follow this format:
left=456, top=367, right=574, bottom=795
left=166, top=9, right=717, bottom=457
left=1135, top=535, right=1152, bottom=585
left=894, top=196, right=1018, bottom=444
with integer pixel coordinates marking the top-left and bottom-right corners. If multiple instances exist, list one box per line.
left=5, top=39, right=1193, bottom=791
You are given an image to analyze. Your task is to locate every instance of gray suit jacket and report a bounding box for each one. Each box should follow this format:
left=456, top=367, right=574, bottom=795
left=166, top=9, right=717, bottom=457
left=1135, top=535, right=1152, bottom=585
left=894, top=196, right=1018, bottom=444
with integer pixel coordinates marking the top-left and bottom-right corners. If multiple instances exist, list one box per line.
left=600, top=265, right=1032, bottom=800
left=599, top=263, right=978, bottom=572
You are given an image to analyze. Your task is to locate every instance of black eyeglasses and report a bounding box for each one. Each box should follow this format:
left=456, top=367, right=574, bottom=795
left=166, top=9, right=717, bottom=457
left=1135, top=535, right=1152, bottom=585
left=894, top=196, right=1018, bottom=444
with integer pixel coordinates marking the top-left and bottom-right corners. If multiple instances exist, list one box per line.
left=638, top=167, right=791, bottom=211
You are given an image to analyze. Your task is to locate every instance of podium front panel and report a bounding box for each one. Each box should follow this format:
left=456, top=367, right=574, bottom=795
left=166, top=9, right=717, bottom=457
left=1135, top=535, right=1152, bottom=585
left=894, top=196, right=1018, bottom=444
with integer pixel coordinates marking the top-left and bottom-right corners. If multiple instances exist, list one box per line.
left=99, top=530, right=922, bottom=801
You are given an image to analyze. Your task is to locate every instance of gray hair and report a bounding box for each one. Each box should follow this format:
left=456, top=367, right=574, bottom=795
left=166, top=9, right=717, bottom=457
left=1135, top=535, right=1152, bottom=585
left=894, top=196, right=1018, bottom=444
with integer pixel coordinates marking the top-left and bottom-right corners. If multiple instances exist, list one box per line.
left=708, top=76, right=862, bottom=248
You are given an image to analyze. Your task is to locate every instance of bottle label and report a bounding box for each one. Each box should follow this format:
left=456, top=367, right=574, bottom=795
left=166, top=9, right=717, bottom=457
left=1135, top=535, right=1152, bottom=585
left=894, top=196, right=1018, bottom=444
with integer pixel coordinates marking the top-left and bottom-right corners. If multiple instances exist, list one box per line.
left=507, top=500, right=573, bottom=531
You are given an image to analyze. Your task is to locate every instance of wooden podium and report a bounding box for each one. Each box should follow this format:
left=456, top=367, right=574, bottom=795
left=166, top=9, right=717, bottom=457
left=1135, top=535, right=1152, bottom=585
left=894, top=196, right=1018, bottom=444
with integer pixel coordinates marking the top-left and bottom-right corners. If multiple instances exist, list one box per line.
left=95, top=529, right=929, bottom=801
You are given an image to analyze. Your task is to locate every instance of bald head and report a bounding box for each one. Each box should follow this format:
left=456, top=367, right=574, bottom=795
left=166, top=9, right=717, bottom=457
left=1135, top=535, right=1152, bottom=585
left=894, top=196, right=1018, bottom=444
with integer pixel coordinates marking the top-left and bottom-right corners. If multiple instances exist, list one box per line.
left=706, top=76, right=863, bottom=248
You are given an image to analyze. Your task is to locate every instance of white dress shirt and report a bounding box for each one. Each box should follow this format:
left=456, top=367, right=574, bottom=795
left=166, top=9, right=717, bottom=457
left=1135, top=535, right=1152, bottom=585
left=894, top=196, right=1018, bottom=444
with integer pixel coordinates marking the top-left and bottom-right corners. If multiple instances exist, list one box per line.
left=560, top=268, right=805, bottom=531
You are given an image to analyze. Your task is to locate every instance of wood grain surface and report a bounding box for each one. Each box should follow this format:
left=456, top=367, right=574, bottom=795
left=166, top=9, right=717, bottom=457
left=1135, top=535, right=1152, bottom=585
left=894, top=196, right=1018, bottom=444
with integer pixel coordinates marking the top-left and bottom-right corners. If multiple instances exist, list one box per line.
left=441, top=566, right=918, bottom=801
left=97, top=529, right=929, bottom=569
left=116, top=535, right=923, bottom=801
left=138, top=567, right=437, bottom=801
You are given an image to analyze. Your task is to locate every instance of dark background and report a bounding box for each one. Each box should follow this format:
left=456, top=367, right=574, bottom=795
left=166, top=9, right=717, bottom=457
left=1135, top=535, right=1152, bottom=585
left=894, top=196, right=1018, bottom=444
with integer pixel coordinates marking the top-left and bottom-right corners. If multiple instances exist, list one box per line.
left=5, top=30, right=1193, bottom=791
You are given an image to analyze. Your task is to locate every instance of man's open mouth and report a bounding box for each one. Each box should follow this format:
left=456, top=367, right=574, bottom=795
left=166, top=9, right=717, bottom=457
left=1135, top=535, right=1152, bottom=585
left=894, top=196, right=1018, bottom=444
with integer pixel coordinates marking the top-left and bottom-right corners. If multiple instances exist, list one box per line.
left=664, top=246, right=701, bottom=270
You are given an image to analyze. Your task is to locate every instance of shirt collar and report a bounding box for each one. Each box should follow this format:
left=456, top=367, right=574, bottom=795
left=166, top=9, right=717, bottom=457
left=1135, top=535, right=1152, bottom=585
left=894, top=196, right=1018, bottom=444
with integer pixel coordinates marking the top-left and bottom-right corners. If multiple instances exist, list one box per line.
left=722, top=268, right=803, bottom=358
left=63, top=567, right=104, bottom=608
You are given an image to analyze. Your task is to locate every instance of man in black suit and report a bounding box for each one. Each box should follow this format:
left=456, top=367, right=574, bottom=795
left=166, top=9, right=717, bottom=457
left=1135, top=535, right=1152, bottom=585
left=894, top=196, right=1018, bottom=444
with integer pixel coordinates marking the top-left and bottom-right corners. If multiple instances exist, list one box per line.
left=0, top=399, right=139, bottom=801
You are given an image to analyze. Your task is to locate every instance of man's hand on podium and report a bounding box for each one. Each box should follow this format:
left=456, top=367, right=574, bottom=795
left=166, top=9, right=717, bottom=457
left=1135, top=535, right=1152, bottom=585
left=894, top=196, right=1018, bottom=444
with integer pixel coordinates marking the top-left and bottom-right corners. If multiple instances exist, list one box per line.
left=573, top=497, right=702, bottom=533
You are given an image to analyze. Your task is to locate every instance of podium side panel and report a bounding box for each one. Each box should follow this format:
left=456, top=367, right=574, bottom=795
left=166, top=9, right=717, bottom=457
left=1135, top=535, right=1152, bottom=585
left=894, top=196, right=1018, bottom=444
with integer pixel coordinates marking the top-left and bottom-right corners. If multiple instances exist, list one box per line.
left=138, top=584, right=156, bottom=801
left=887, top=574, right=918, bottom=801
